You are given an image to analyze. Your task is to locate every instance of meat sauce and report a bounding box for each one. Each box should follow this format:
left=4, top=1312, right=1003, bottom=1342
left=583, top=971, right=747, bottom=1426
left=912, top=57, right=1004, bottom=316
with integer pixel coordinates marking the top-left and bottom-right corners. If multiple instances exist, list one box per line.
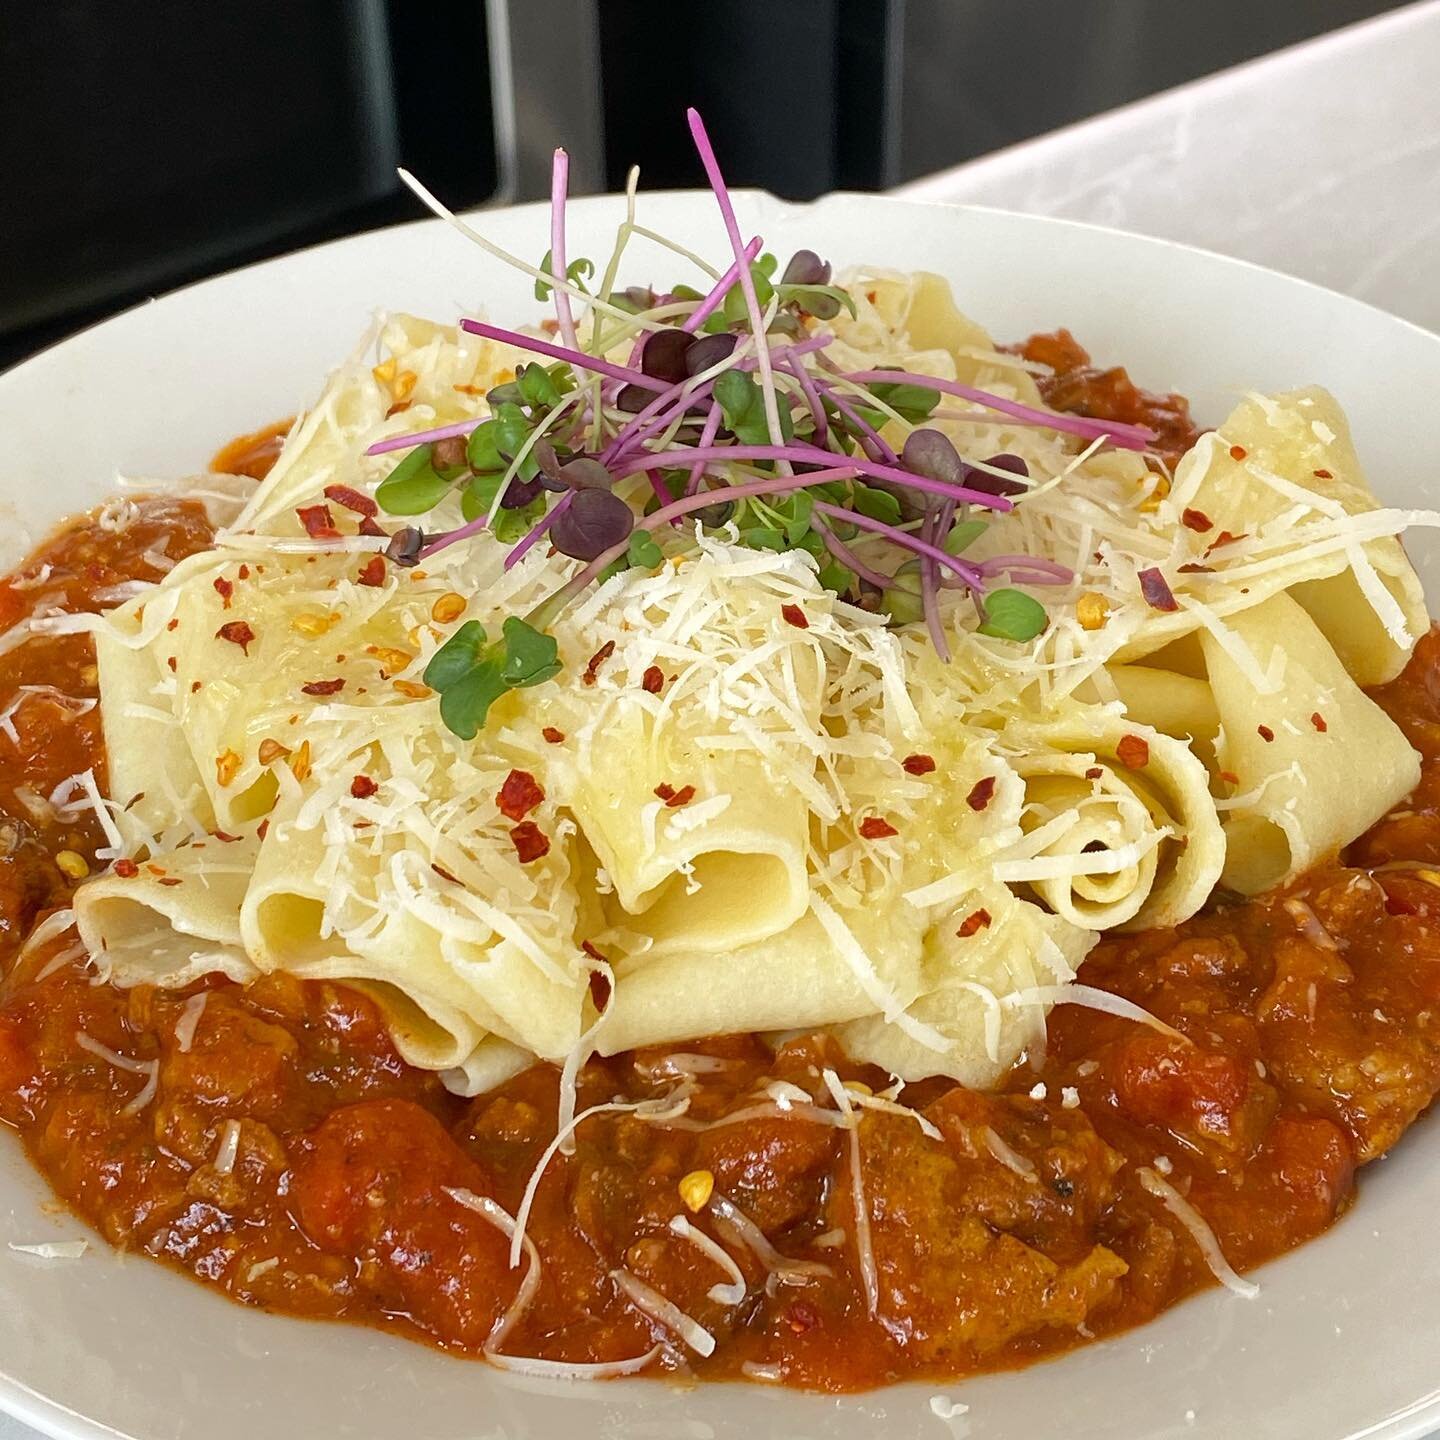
left=0, top=371, right=1435, bottom=1391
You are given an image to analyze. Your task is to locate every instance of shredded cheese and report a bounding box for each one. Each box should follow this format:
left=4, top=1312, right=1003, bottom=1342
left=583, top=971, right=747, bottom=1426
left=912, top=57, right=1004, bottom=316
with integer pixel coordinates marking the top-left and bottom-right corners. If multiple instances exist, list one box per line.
left=610, top=1266, right=716, bottom=1357
left=669, top=1214, right=747, bottom=1305
left=820, top=1072, right=878, bottom=1316
left=1137, top=1166, right=1259, bottom=1298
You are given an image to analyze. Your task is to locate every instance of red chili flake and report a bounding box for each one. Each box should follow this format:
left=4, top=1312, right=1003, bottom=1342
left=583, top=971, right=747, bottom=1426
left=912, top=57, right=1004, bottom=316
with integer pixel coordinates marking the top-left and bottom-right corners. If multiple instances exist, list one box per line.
left=1177, top=562, right=1216, bottom=574
left=356, top=555, right=386, bottom=587
left=1218, top=770, right=1240, bottom=786
left=358, top=515, right=388, bottom=539
left=654, top=782, right=676, bottom=802
left=586, top=961, right=612, bottom=1011
left=238, top=564, right=250, bottom=580
left=158, top=876, right=183, bottom=887
left=583, top=640, right=616, bottom=686
left=1313, top=468, right=1333, bottom=479
left=167, top=656, right=177, bottom=672
left=859, top=816, right=899, bottom=839
left=542, top=726, right=566, bottom=744
left=113, top=858, right=139, bottom=878
left=497, top=768, right=544, bottom=821
left=781, top=603, right=809, bottom=629
left=642, top=665, right=664, bottom=694
left=510, top=821, right=550, bottom=864
left=324, top=484, right=379, bottom=518
left=1138, top=567, right=1179, bottom=612
left=956, top=908, right=993, bottom=938
left=213, top=576, right=233, bottom=607
left=166, top=618, right=179, bottom=631
left=301, top=678, right=346, bottom=696
left=1084, top=766, right=1104, bottom=780
left=1206, top=530, right=1246, bottom=556
left=190, top=681, right=202, bottom=693
left=1229, top=444, right=1248, bottom=461
left=1180, top=508, right=1213, bottom=534
left=1311, top=712, right=1328, bottom=733
left=257, top=818, right=270, bottom=841
left=216, top=621, right=255, bottom=654
left=296, top=504, right=341, bottom=540
left=653, top=782, right=696, bottom=808
left=350, top=775, right=378, bottom=799
left=965, top=776, right=997, bottom=812
left=431, top=862, right=461, bottom=884
left=786, top=1301, right=819, bottom=1335
left=1257, top=724, right=1275, bottom=743
left=1116, top=735, right=1150, bottom=769
left=212, top=830, right=241, bottom=843
left=902, top=753, right=936, bottom=776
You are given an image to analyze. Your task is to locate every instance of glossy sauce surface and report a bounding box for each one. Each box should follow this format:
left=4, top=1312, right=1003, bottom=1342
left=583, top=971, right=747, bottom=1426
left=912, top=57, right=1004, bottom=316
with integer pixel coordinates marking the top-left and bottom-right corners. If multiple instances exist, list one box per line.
left=0, top=369, right=1435, bottom=1390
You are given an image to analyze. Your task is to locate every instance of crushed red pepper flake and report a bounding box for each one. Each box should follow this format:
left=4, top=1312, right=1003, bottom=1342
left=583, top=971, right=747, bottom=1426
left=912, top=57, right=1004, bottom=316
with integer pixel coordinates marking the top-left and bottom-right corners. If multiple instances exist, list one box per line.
left=1258, top=724, right=1275, bottom=742
left=358, top=516, right=387, bottom=538
left=213, top=576, right=233, bottom=607
left=296, top=504, right=341, bottom=540
left=542, top=726, right=566, bottom=744
left=781, top=603, right=809, bottom=629
left=1138, top=567, right=1179, bottom=612
left=301, top=678, right=346, bottom=696
left=859, top=815, right=899, bottom=839
left=113, top=859, right=139, bottom=878
left=1229, top=444, right=1248, bottom=461
left=212, top=830, right=241, bottom=843
left=1206, top=530, right=1246, bottom=555
left=786, top=1302, right=819, bottom=1335
left=430, top=862, right=462, bottom=884
left=902, top=753, right=937, bottom=776
left=1116, top=735, right=1150, bottom=769
left=190, top=681, right=202, bottom=693
left=166, top=656, right=177, bottom=672
left=583, top=640, right=616, bottom=686
left=216, top=620, right=255, bottom=654
left=497, top=769, right=544, bottom=821
left=965, top=776, right=997, bottom=812
left=1311, top=711, right=1328, bottom=732
left=356, top=555, right=386, bottom=587
left=641, top=665, right=664, bottom=694
left=158, top=877, right=183, bottom=887
left=586, top=963, right=612, bottom=1011
left=1180, top=508, right=1213, bottom=534
left=956, top=908, right=993, bottom=938
left=509, top=821, right=551, bottom=864
left=238, top=564, right=250, bottom=580
left=654, top=782, right=697, bottom=808
left=350, top=775, right=378, bottom=799
left=1084, top=766, right=1104, bottom=780
left=324, top=484, right=379, bottom=518
left=257, top=819, right=270, bottom=841
left=166, top=618, right=179, bottom=632
left=1177, top=562, right=1216, bottom=574
left=1313, top=468, right=1333, bottom=479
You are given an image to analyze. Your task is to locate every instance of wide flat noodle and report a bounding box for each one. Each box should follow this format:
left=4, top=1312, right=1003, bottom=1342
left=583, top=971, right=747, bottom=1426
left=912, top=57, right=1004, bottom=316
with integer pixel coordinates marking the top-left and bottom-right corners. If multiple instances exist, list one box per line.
left=1202, top=592, right=1420, bottom=894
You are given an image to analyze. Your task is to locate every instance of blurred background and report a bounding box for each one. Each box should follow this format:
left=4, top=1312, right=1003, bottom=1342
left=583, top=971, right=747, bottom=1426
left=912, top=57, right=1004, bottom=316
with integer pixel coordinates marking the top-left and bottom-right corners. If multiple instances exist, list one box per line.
left=0, top=0, right=1413, bottom=370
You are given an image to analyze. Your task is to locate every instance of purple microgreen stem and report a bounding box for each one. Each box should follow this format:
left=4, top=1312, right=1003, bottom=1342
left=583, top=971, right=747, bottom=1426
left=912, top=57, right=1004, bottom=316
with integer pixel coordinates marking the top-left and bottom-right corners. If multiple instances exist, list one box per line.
left=816, top=380, right=900, bottom=465
left=612, top=444, right=1015, bottom=513
left=459, top=319, right=671, bottom=393
left=686, top=400, right=724, bottom=500
left=549, top=149, right=580, bottom=353
left=976, top=554, right=1074, bottom=583
left=686, top=109, right=791, bottom=475
left=811, top=513, right=891, bottom=589
left=785, top=355, right=828, bottom=449
left=367, top=416, right=485, bottom=458
left=842, top=368, right=1153, bottom=451
left=812, top=502, right=984, bottom=590
left=504, top=491, right=572, bottom=570
left=682, top=236, right=763, bottom=333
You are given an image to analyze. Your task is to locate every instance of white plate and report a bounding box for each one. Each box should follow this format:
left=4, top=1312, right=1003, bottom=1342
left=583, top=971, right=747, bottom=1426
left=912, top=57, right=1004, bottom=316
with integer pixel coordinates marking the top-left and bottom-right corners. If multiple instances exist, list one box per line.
left=1, top=192, right=1439, bottom=1440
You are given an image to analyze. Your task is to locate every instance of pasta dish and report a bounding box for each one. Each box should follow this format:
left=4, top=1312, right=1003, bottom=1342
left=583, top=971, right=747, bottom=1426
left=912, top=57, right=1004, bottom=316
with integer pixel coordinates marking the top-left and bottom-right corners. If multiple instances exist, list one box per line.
left=1, top=113, right=1437, bottom=1390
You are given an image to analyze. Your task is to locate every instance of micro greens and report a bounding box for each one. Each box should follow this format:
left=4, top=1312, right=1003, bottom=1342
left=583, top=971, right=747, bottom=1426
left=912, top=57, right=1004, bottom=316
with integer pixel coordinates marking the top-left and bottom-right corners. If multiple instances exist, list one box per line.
left=357, top=110, right=1153, bottom=736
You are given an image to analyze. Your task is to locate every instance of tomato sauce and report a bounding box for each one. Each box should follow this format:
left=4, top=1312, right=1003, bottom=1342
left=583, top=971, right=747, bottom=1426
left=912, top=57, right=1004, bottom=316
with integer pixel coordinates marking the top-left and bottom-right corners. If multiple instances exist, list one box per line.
left=0, top=420, right=1437, bottom=1391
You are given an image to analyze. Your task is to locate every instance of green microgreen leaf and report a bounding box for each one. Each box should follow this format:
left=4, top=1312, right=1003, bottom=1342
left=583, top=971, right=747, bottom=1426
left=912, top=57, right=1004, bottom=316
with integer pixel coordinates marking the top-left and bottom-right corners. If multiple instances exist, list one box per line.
left=517, top=363, right=562, bottom=409
left=500, top=616, right=561, bottom=688
left=818, top=558, right=856, bottom=596
left=376, top=444, right=449, bottom=515
left=851, top=483, right=903, bottom=527
left=467, top=421, right=504, bottom=472
left=978, top=588, right=1048, bottom=643
left=881, top=561, right=924, bottom=626
left=740, top=525, right=786, bottom=552
left=866, top=378, right=941, bottom=422
left=491, top=495, right=547, bottom=544
left=438, top=664, right=508, bottom=741
left=670, top=283, right=704, bottom=303
left=944, top=519, right=988, bottom=555
left=777, top=283, right=858, bottom=320
left=627, top=530, right=664, bottom=569
left=534, top=252, right=595, bottom=302
left=781, top=490, right=814, bottom=545
left=423, top=620, right=488, bottom=691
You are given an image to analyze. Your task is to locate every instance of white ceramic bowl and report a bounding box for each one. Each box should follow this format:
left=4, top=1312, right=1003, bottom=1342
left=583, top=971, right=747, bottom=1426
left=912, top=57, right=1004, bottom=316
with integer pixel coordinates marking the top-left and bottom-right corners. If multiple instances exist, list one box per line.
left=1, top=193, right=1438, bottom=1440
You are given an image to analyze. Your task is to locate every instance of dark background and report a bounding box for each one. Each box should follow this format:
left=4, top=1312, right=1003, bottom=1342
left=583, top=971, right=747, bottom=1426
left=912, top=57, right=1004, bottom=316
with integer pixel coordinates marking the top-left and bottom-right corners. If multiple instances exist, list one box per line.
left=0, top=0, right=1409, bottom=371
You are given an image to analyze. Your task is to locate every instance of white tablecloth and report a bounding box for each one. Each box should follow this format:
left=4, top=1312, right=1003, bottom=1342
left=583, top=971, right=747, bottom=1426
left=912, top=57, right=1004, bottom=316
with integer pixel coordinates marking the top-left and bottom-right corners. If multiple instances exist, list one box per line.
left=3, top=8, right=1439, bottom=1440
left=896, top=0, right=1440, bottom=334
